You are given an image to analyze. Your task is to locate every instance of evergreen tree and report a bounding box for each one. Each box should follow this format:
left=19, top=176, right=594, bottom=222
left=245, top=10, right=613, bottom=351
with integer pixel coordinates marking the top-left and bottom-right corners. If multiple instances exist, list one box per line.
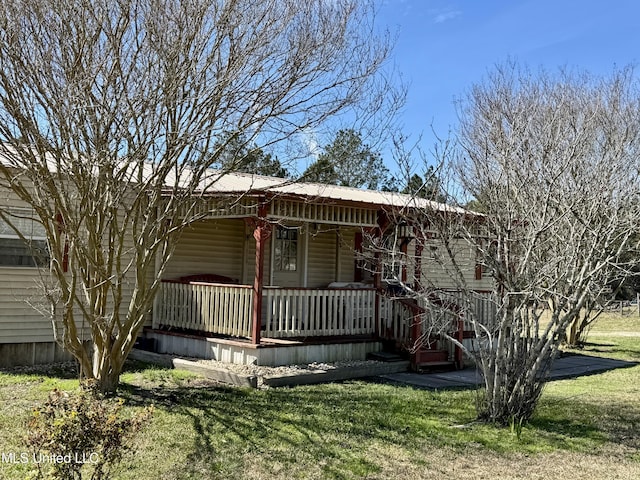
left=215, top=132, right=290, bottom=178
left=303, top=129, right=390, bottom=189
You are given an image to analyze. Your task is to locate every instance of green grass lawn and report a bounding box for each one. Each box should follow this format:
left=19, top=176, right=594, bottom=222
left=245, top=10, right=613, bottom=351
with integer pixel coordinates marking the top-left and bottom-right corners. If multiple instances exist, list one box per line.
left=1, top=315, right=638, bottom=479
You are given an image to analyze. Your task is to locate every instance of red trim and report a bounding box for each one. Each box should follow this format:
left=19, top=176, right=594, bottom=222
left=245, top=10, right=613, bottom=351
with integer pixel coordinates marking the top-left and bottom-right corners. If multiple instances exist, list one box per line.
left=475, top=264, right=483, bottom=280
left=455, top=319, right=464, bottom=369
left=251, top=203, right=271, bottom=345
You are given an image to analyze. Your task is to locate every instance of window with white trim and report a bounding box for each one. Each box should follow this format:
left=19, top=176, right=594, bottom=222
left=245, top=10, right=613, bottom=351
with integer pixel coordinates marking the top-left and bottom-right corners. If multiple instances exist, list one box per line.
left=274, top=226, right=298, bottom=271
left=0, top=208, right=49, bottom=267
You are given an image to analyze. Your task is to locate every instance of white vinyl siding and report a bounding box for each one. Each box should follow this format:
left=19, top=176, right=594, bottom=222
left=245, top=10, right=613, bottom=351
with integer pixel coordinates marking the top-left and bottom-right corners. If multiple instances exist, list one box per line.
left=306, top=228, right=337, bottom=288
left=0, top=192, right=54, bottom=343
left=420, top=238, right=494, bottom=290
left=0, top=268, right=54, bottom=343
left=164, top=219, right=246, bottom=282
left=337, top=227, right=356, bottom=282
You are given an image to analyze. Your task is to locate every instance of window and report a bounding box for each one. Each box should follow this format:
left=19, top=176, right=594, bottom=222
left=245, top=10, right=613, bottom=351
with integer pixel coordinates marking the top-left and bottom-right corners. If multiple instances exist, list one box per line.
left=274, top=227, right=298, bottom=271
left=0, top=208, right=49, bottom=267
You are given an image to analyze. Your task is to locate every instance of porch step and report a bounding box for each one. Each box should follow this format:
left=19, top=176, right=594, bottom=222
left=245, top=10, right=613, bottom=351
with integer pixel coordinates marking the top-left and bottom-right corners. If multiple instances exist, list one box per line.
left=367, top=351, right=404, bottom=362
left=414, top=348, right=449, bottom=364
left=412, top=349, right=456, bottom=372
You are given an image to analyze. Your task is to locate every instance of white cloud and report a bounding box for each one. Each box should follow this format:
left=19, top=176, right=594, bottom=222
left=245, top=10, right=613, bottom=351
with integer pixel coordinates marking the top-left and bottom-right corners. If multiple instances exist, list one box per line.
left=301, top=127, right=321, bottom=164
left=433, top=9, right=462, bottom=24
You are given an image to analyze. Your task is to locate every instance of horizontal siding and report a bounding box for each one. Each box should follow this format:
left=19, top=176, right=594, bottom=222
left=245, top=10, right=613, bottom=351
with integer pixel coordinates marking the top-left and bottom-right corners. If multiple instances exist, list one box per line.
left=165, top=219, right=246, bottom=283
left=420, top=238, right=493, bottom=290
left=0, top=188, right=31, bottom=209
left=1, top=185, right=160, bottom=342
left=338, top=228, right=356, bottom=282
left=307, top=229, right=337, bottom=288
left=0, top=267, right=54, bottom=343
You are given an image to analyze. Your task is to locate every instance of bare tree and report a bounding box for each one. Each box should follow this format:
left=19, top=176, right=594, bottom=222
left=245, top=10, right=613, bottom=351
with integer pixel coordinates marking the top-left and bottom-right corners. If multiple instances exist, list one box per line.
left=0, top=0, right=400, bottom=392
left=380, top=64, right=640, bottom=425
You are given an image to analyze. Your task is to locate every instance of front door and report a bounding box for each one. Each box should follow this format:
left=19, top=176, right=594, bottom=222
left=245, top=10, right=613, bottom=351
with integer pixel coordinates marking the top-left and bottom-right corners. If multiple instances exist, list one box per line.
left=272, top=226, right=302, bottom=287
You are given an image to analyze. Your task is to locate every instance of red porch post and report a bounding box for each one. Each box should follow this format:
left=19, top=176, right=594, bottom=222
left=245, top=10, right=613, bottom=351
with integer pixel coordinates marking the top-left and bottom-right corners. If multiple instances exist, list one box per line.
left=251, top=203, right=271, bottom=345
left=373, top=210, right=389, bottom=337
left=455, top=318, right=464, bottom=369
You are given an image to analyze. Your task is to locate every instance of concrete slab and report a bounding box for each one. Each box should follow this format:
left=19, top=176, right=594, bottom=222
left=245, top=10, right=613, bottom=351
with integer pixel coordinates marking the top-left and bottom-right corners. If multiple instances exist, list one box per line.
left=173, top=358, right=258, bottom=388
left=379, top=353, right=637, bottom=390
left=129, top=348, right=409, bottom=388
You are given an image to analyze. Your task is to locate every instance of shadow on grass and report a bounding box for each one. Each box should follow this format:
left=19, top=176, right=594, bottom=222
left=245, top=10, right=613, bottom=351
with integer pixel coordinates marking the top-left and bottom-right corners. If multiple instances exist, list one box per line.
left=0, top=361, right=80, bottom=383
left=579, top=340, right=640, bottom=361
left=533, top=396, right=640, bottom=452
left=117, top=380, right=476, bottom=478
left=114, top=368, right=640, bottom=480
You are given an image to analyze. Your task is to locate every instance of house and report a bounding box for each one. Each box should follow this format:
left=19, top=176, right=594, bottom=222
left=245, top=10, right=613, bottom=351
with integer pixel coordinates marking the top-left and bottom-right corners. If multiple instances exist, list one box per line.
left=0, top=170, right=494, bottom=370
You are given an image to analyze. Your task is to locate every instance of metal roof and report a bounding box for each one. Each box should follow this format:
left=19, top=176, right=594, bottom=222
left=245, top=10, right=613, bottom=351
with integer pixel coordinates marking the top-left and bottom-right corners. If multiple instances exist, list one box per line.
left=196, top=169, right=468, bottom=214
left=0, top=145, right=467, bottom=214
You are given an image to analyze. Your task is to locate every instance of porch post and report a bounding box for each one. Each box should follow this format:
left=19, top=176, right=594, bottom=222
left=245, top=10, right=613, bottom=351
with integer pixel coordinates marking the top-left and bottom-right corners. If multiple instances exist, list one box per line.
left=373, top=210, right=389, bottom=337
left=152, top=248, right=162, bottom=329
left=373, top=210, right=389, bottom=290
left=251, top=203, right=271, bottom=345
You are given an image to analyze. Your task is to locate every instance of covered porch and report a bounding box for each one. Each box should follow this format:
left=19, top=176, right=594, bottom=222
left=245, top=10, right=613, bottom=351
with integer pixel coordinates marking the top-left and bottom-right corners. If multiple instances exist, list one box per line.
left=145, top=193, right=494, bottom=367
left=147, top=195, right=390, bottom=365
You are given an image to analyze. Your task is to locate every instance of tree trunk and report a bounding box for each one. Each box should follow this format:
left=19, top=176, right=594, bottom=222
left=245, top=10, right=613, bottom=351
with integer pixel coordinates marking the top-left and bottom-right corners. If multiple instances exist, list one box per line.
left=90, top=346, right=121, bottom=395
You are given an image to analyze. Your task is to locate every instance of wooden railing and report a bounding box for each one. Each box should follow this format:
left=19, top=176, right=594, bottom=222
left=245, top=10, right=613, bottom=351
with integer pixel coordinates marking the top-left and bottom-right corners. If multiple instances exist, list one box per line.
left=378, top=289, right=497, bottom=357
left=155, top=281, right=253, bottom=337
left=263, top=287, right=376, bottom=338
left=154, top=281, right=497, bottom=344
left=378, top=295, right=413, bottom=344
left=420, top=289, right=498, bottom=332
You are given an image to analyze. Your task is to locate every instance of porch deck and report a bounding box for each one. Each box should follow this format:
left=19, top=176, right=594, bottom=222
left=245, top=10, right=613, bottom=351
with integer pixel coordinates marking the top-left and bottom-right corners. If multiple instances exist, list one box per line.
left=144, top=327, right=384, bottom=367
left=150, top=280, right=495, bottom=367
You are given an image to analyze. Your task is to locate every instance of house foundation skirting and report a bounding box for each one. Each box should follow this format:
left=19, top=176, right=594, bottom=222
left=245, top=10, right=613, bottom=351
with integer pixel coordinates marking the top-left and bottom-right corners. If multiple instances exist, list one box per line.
left=0, top=342, right=75, bottom=368
left=144, top=330, right=383, bottom=367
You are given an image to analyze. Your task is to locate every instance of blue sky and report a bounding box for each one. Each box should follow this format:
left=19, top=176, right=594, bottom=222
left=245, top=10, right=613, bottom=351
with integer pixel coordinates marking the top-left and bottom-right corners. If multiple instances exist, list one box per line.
left=377, top=0, right=640, bottom=164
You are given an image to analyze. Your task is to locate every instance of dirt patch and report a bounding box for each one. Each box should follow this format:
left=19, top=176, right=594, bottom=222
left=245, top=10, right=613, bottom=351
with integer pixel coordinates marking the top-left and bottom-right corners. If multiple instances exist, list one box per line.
left=196, top=358, right=385, bottom=378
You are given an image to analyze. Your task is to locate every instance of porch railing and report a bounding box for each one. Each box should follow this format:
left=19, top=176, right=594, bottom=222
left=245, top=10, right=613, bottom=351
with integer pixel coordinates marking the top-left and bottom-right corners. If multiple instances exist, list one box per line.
left=155, top=282, right=377, bottom=340
left=378, top=289, right=497, bottom=347
left=154, top=281, right=496, bottom=343
left=263, top=287, right=376, bottom=338
left=419, top=289, right=498, bottom=331
left=155, top=281, right=253, bottom=337
left=378, top=296, right=413, bottom=344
